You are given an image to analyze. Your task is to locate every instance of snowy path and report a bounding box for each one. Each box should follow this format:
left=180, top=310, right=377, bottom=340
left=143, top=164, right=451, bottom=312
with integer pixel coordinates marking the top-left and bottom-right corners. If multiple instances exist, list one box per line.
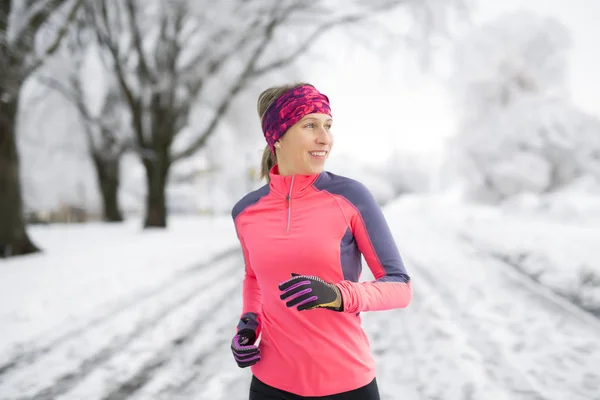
left=382, top=206, right=600, bottom=400
left=0, top=249, right=243, bottom=400
left=1, top=209, right=600, bottom=399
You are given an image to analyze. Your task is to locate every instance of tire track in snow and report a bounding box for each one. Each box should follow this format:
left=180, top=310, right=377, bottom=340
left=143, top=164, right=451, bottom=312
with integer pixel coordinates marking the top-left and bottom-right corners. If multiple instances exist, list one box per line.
left=403, top=223, right=600, bottom=400
left=0, top=247, right=238, bottom=381
left=137, top=326, right=238, bottom=400
left=157, top=286, right=250, bottom=400
left=406, top=256, right=549, bottom=400
left=7, top=252, right=242, bottom=400
left=362, top=298, right=421, bottom=400
left=396, top=216, right=600, bottom=400
left=448, top=235, right=600, bottom=399
left=168, top=336, right=233, bottom=397
left=458, top=231, right=600, bottom=326
left=98, top=282, right=242, bottom=400
left=368, top=262, right=528, bottom=400
left=147, top=318, right=239, bottom=398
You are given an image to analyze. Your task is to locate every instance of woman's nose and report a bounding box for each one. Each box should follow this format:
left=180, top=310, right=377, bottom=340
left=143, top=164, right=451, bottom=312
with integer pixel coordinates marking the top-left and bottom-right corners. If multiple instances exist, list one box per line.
left=316, top=128, right=331, bottom=145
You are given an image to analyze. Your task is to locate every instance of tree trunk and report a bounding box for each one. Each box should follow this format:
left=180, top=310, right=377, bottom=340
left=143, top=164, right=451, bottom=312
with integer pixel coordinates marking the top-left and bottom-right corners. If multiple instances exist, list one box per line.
left=0, top=92, right=40, bottom=258
left=92, top=152, right=123, bottom=222
left=142, top=149, right=170, bottom=228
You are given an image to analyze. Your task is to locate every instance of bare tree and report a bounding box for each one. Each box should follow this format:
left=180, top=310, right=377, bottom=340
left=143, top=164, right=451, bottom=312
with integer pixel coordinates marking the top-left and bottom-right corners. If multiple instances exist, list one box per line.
left=84, top=0, right=462, bottom=228
left=38, top=21, right=132, bottom=222
left=0, top=0, right=83, bottom=258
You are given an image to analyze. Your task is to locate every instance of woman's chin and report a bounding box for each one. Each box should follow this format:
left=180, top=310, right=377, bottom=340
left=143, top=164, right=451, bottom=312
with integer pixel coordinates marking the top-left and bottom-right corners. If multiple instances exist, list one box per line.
left=307, top=162, right=326, bottom=174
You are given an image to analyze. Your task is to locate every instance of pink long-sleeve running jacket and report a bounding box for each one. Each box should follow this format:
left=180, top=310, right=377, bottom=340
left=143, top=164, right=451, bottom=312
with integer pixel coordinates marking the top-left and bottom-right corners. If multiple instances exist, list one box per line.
left=232, top=165, right=412, bottom=397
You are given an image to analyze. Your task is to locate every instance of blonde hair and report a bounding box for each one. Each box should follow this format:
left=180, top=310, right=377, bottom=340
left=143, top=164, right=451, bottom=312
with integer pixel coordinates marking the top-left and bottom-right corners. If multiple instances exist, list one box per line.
left=257, top=82, right=313, bottom=183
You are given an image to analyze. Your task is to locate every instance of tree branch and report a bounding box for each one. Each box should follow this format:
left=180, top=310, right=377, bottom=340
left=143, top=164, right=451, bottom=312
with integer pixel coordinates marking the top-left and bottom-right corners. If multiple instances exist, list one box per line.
left=171, top=2, right=285, bottom=163
left=170, top=166, right=218, bottom=184
left=36, top=74, right=105, bottom=130
left=123, top=0, right=154, bottom=84
left=36, top=74, right=99, bottom=149
left=14, top=0, right=66, bottom=51
left=168, top=20, right=263, bottom=129
left=23, top=0, right=83, bottom=77
left=171, top=1, right=393, bottom=163
left=0, top=0, right=11, bottom=40
left=90, top=0, right=147, bottom=149
left=252, top=1, right=408, bottom=76
left=154, top=4, right=184, bottom=96
left=37, top=75, right=86, bottom=115
left=174, top=0, right=289, bottom=103
left=6, top=0, right=81, bottom=82
left=41, top=0, right=83, bottom=56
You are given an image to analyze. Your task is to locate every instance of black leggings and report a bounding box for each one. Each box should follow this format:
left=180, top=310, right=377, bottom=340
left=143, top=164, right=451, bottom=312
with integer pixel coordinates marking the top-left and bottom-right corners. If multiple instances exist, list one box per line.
left=249, top=376, right=381, bottom=400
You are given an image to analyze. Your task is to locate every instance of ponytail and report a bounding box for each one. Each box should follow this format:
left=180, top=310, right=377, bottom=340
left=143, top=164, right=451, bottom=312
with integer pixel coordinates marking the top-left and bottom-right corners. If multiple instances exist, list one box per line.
left=260, top=145, right=276, bottom=183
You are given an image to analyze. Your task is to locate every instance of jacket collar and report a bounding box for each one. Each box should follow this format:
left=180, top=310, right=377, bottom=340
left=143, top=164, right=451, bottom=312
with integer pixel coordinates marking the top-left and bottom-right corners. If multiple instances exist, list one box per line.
left=269, top=164, right=322, bottom=199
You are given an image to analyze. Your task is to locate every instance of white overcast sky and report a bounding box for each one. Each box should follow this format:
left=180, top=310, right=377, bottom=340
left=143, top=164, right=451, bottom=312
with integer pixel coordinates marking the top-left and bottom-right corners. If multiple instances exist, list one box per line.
left=306, top=0, right=600, bottom=165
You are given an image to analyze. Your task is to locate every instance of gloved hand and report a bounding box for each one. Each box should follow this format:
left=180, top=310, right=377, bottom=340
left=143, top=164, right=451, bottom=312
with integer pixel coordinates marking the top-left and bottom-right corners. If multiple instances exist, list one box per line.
left=278, top=273, right=344, bottom=311
left=231, top=312, right=261, bottom=368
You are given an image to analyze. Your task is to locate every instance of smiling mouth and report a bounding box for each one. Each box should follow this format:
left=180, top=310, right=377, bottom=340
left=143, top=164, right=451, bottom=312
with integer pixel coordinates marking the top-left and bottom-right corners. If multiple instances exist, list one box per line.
left=309, top=151, right=328, bottom=157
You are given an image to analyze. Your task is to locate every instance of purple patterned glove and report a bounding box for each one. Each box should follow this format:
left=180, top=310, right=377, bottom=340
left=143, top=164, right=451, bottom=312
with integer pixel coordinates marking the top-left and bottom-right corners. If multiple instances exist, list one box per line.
left=278, top=273, right=344, bottom=311
left=231, top=312, right=261, bottom=368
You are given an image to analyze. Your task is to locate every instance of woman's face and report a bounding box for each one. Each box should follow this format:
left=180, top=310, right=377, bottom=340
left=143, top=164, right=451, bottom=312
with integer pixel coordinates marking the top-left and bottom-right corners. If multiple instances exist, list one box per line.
left=276, top=113, right=334, bottom=175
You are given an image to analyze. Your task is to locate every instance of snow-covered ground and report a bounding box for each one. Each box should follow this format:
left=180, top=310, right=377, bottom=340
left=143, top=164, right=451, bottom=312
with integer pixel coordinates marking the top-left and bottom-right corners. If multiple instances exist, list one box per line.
left=408, top=193, right=600, bottom=315
left=1, top=198, right=600, bottom=400
left=380, top=196, right=600, bottom=400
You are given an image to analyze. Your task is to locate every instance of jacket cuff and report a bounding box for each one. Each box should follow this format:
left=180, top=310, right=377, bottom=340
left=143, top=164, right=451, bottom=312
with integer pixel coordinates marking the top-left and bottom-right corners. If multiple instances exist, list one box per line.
left=237, top=312, right=261, bottom=335
left=335, top=281, right=358, bottom=313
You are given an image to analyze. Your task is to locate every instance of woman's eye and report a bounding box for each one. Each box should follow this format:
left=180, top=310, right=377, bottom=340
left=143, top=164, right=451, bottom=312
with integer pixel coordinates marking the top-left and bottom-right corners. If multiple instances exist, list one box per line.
left=305, top=123, right=314, bottom=128
left=325, top=125, right=332, bottom=130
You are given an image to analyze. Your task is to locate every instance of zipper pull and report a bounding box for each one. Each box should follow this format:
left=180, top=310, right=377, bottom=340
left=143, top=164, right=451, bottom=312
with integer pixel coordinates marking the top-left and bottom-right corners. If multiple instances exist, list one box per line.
left=286, top=195, right=290, bottom=208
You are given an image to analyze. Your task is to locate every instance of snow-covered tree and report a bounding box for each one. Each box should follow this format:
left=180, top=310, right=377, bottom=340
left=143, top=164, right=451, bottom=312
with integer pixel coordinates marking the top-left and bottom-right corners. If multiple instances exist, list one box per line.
left=449, top=10, right=571, bottom=124
left=449, top=97, right=600, bottom=201
left=444, top=10, right=600, bottom=202
left=325, top=153, right=396, bottom=205
left=82, top=0, right=467, bottom=228
left=1, top=0, right=83, bottom=257
left=381, top=149, right=434, bottom=195
left=38, top=23, right=132, bottom=222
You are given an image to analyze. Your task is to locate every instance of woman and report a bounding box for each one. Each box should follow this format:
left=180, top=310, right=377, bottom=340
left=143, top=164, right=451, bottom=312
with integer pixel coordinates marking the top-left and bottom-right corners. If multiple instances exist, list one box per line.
left=230, top=82, right=412, bottom=400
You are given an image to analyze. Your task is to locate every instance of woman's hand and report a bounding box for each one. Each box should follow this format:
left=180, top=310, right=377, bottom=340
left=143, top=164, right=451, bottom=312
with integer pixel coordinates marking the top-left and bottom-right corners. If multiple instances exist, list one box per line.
left=231, top=313, right=261, bottom=368
left=231, top=331, right=261, bottom=368
left=278, top=273, right=344, bottom=312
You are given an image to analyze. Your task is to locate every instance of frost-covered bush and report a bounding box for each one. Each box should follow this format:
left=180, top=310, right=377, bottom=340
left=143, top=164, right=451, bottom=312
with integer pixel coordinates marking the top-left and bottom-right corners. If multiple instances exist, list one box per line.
left=449, top=10, right=571, bottom=121
left=444, top=10, right=600, bottom=202
left=449, top=97, right=600, bottom=201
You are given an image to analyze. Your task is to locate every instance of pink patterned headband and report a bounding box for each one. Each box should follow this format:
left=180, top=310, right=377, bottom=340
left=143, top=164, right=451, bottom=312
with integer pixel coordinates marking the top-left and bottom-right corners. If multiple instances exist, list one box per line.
left=261, top=85, right=332, bottom=152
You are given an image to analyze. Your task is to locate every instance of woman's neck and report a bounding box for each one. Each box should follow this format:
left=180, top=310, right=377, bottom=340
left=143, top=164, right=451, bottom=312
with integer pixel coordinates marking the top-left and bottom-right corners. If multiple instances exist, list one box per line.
left=276, top=164, right=321, bottom=177
left=276, top=162, right=294, bottom=176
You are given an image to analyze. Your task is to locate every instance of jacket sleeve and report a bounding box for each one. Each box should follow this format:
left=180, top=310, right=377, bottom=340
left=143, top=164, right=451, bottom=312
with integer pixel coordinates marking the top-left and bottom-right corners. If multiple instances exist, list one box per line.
left=335, top=182, right=412, bottom=313
left=234, top=221, right=262, bottom=335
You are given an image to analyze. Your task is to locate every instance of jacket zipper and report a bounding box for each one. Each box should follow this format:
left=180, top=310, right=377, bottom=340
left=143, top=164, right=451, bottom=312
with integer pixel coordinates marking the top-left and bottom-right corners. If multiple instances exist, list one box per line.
left=285, top=175, right=295, bottom=232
